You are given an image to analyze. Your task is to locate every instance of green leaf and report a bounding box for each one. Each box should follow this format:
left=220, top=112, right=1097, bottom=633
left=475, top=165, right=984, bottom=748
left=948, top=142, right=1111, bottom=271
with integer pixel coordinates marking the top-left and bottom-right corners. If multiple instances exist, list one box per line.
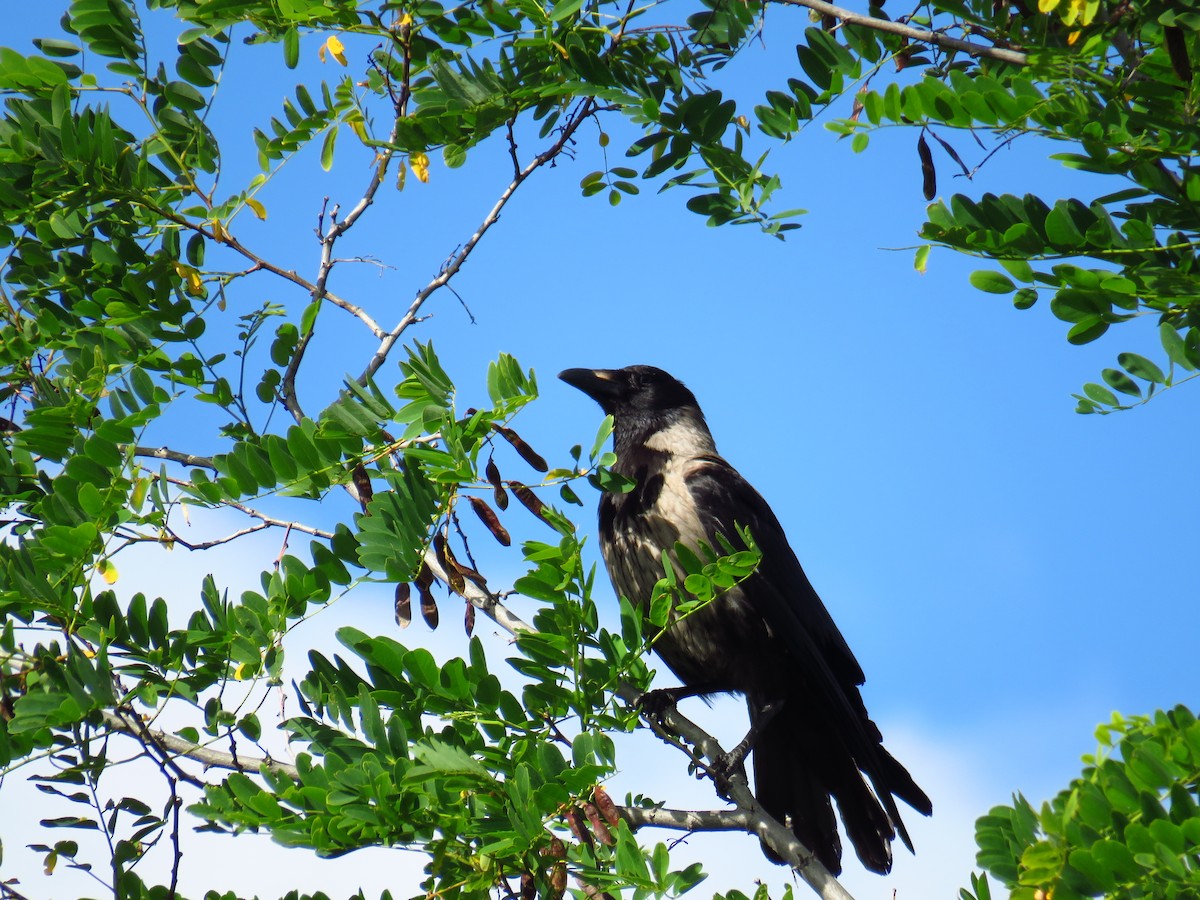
left=1160, top=323, right=1195, bottom=371
left=969, top=270, right=1016, bottom=294
left=1118, top=352, right=1165, bottom=384
left=1101, top=368, right=1141, bottom=398
left=320, top=127, right=338, bottom=171
left=549, top=0, right=584, bottom=20
left=1082, top=383, right=1118, bottom=407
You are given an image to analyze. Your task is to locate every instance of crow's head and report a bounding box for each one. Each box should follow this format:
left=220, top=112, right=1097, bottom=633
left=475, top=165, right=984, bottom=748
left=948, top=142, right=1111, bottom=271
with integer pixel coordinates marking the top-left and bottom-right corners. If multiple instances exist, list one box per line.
left=558, top=366, right=702, bottom=420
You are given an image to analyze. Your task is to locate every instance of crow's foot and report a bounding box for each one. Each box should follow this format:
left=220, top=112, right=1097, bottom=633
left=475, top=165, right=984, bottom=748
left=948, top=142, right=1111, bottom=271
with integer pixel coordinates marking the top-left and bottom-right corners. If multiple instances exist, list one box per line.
left=635, top=688, right=682, bottom=722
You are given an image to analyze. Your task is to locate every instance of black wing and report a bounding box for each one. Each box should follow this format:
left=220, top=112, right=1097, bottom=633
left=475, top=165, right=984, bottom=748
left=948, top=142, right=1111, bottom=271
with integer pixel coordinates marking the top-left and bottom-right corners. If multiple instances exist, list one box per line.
left=685, top=454, right=929, bottom=860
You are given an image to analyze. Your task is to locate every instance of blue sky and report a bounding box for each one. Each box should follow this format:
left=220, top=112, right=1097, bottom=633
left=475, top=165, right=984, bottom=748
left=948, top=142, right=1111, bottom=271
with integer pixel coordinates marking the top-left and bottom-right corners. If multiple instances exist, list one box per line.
left=4, top=4, right=1199, bottom=899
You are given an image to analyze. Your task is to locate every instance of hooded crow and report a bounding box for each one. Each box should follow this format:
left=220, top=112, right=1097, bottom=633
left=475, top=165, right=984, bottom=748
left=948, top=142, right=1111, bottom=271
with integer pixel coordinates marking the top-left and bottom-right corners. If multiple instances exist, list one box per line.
left=559, top=365, right=931, bottom=876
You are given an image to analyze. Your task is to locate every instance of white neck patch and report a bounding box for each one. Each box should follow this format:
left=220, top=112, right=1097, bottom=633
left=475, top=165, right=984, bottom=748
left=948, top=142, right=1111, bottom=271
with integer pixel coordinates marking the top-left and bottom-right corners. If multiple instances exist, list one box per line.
left=643, top=413, right=717, bottom=457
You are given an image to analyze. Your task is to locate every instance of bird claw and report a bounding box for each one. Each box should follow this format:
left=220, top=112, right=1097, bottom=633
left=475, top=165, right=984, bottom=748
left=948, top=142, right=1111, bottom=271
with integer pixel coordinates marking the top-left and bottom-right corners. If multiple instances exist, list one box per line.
left=635, top=688, right=679, bottom=723
left=710, top=749, right=748, bottom=795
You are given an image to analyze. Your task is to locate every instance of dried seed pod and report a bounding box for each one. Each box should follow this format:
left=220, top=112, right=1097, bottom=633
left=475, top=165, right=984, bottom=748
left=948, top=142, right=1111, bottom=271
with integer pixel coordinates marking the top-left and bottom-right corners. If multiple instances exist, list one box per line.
left=395, top=582, right=412, bottom=629
left=420, top=586, right=439, bottom=629
left=583, top=802, right=614, bottom=846
left=468, top=496, right=511, bottom=546
left=415, top=561, right=439, bottom=629
left=546, top=839, right=566, bottom=899
left=493, top=424, right=548, bottom=472
left=1165, top=27, right=1192, bottom=84
left=563, top=806, right=592, bottom=848
left=511, top=481, right=548, bottom=522
left=486, top=456, right=508, bottom=509
left=592, top=786, right=619, bottom=827
left=519, top=872, right=535, bottom=900
left=464, top=601, right=475, bottom=637
left=351, top=463, right=373, bottom=507
left=918, top=132, right=936, bottom=201
left=434, top=533, right=466, bottom=594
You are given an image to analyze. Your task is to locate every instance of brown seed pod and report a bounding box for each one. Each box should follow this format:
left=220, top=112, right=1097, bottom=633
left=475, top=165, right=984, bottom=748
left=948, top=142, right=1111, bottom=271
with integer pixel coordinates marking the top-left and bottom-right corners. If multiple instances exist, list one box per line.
left=592, top=786, right=619, bottom=827
left=563, top=806, right=593, bottom=848
left=394, top=582, right=412, bottom=629
left=510, top=481, right=549, bottom=522
left=420, top=586, right=439, bottom=629
left=463, top=601, right=475, bottom=637
left=918, top=132, right=936, bottom=201
left=415, top=561, right=439, bottom=629
left=434, top=533, right=466, bottom=595
left=582, top=802, right=614, bottom=846
left=486, top=456, right=508, bottom=509
left=519, top=872, right=535, bottom=900
left=547, top=839, right=566, bottom=899
left=351, top=463, right=373, bottom=507
left=493, top=424, right=548, bottom=472
left=468, top=496, right=511, bottom=546
left=1165, top=26, right=1193, bottom=84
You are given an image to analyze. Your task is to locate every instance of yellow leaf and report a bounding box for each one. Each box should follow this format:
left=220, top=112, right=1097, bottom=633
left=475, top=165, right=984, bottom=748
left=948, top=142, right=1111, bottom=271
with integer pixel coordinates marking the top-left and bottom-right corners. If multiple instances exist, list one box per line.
left=185, top=268, right=203, bottom=297
left=348, top=117, right=369, bottom=143
left=398, top=12, right=413, bottom=26
left=131, top=476, right=149, bottom=509
left=323, top=35, right=347, bottom=66
left=210, top=220, right=229, bottom=243
left=396, top=163, right=407, bottom=191
left=735, top=115, right=749, bottom=131
left=45, top=852, right=58, bottom=875
left=245, top=197, right=267, bottom=220
left=173, top=262, right=204, bottom=296
left=1067, top=29, right=1080, bottom=44
left=234, top=662, right=248, bottom=681
left=411, top=151, right=430, bottom=184
left=1037, top=0, right=1058, bottom=11
left=97, top=558, right=119, bottom=585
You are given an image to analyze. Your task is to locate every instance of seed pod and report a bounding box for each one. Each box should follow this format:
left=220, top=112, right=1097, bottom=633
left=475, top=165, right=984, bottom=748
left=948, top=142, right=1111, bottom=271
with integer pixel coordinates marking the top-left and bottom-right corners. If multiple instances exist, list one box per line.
left=519, top=872, right=535, bottom=900
left=592, top=786, right=619, bottom=827
left=563, top=806, right=592, bottom=848
left=415, top=561, right=439, bottom=629
left=468, top=496, right=511, bottom=546
left=511, top=481, right=548, bottom=521
left=583, top=802, right=614, bottom=846
left=434, top=533, right=466, bottom=595
left=493, top=424, right=548, bottom=472
left=1165, top=26, right=1193, bottom=83
left=546, top=839, right=566, bottom=899
left=486, top=456, right=508, bottom=509
left=395, top=582, right=412, bottom=629
left=917, top=132, right=936, bottom=201
left=463, top=601, right=475, bottom=637
left=351, top=463, right=373, bottom=507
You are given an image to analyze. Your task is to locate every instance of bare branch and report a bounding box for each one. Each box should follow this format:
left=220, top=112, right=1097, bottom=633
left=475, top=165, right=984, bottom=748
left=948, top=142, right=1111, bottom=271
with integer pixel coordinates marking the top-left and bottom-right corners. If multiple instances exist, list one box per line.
left=134, top=446, right=217, bottom=470
left=773, top=0, right=1029, bottom=66
left=360, top=99, right=599, bottom=384
left=100, top=710, right=300, bottom=780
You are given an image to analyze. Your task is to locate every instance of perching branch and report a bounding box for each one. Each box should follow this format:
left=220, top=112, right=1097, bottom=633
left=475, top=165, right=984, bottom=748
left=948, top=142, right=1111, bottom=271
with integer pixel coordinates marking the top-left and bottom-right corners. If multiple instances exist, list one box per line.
left=773, top=0, right=1029, bottom=66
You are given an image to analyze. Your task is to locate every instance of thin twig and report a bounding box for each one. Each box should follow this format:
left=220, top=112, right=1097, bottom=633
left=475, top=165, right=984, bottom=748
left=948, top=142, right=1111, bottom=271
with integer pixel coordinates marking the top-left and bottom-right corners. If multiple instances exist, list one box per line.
left=360, top=99, right=598, bottom=384
left=773, top=0, right=1029, bottom=66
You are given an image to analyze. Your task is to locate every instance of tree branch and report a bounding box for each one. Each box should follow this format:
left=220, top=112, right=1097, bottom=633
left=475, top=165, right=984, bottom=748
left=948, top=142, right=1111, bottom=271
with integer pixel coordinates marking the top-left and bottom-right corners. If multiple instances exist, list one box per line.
left=359, top=98, right=599, bottom=384
left=773, top=0, right=1029, bottom=66
left=134, top=446, right=217, bottom=470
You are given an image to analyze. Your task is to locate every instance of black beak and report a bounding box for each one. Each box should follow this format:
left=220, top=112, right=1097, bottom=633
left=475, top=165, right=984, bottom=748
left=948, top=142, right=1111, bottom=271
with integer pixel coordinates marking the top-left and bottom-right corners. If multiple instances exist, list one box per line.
left=558, top=368, right=623, bottom=412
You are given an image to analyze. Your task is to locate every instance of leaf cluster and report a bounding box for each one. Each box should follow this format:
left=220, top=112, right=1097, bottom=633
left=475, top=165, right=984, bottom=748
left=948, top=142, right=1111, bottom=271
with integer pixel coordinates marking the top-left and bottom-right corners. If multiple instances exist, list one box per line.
left=961, top=706, right=1200, bottom=900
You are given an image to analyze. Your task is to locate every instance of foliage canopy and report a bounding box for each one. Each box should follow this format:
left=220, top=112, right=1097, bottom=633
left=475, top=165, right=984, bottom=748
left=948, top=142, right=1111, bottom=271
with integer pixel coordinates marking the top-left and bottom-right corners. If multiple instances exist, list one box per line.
left=2, top=0, right=1199, bottom=899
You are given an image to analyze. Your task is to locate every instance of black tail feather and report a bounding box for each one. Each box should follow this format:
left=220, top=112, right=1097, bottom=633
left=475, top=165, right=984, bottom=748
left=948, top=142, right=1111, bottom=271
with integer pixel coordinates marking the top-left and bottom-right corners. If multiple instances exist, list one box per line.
left=750, top=702, right=931, bottom=875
